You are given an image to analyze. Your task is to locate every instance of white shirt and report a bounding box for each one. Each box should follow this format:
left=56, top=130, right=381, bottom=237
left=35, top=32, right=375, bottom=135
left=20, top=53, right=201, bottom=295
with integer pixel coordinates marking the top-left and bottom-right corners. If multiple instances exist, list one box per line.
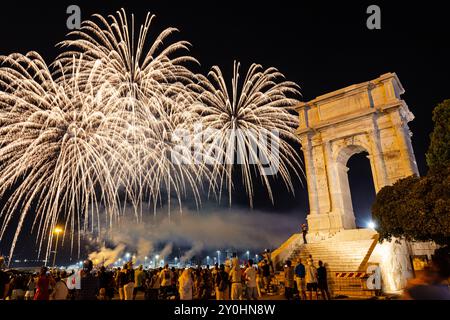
left=229, top=268, right=242, bottom=283
left=305, top=264, right=317, bottom=284
left=244, top=267, right=257, bottom=288
left=178, top=276, right=193, bottom=300
left=51, top=281, right=69, bottom=300
left=159, top=269, right=172, bottom=287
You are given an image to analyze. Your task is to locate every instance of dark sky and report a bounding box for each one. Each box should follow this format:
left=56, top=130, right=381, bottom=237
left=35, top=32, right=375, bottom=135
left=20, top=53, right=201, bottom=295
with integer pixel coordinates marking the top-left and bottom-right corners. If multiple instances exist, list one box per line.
left=1, top=1, right=449, bottom=261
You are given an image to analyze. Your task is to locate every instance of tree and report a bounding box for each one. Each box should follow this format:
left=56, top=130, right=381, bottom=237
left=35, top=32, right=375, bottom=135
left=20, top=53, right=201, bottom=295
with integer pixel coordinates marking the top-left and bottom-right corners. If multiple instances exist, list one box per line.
left=426, top=99, right=450, bottom=172
left=372, top=100, right=450, bottom=246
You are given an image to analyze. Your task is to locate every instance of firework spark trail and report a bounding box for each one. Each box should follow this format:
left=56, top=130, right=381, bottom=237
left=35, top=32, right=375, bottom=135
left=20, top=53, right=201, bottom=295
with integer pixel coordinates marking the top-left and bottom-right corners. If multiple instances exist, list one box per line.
left=0, top=52, right=137, bottom=261
left=56, top=9, right=197, bottom=94
left=0, top=10, right=302, bottom=263
left=192, top=61, right=303, bottom=206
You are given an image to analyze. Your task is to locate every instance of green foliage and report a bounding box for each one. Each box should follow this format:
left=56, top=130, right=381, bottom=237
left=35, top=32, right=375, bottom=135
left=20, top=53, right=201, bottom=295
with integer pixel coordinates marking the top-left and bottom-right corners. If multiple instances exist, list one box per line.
left=426, top=99, right=450, bottom=171
left=372, top=168, right=450, bottom=245
left=372, top=99, right=450, bottom=246
left=372, top=176, right=421, bottom=242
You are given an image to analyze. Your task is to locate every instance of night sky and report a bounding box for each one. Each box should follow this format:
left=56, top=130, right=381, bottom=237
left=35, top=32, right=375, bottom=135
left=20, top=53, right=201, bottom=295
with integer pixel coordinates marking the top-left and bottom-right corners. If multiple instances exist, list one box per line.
left=1, top=1, right=449, bottom=261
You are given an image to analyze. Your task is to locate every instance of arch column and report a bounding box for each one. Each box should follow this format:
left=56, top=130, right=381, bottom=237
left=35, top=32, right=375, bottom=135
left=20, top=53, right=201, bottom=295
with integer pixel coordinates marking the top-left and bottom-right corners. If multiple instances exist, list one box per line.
left=301, top=134, right=333, bottom=233
left=390, top=111, right=419, bottom=178
left=367, top=125, right=389, bottom=192
left=300, top=134, right=319, bottom=215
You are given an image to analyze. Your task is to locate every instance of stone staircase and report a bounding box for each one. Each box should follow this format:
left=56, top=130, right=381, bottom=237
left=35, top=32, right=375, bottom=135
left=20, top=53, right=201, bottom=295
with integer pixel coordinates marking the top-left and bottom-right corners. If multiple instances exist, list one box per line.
left=290, top=240, right=377, bottom=272
left=275, top=229, right=380, bottom=298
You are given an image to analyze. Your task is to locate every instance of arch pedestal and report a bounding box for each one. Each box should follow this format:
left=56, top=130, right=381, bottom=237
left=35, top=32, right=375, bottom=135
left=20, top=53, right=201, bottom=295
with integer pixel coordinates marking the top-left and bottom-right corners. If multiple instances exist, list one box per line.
left=296, top=73, right=419, bottom=236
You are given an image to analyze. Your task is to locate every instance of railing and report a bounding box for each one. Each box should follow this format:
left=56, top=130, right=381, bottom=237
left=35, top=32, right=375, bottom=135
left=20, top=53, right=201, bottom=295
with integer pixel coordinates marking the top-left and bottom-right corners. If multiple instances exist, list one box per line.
left=331, top=271, right=380, bottom=297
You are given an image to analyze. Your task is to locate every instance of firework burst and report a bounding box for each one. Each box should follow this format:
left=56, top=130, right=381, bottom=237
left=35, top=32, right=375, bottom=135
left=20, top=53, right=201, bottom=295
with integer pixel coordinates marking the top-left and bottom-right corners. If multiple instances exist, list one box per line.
left=0, top=52, right=135, bottom=260
left=0, top=10, right=302, bottom=263
left=193, top=61, right=303, bottom=206
left=57, top=9, right=206, bottom=215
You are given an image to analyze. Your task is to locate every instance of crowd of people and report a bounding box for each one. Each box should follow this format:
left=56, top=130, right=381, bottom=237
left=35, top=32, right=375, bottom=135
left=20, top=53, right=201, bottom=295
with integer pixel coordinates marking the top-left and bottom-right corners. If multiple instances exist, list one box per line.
left=0, top=254, right=288, bottom=301
left=2, top=247, right=449, bottom=300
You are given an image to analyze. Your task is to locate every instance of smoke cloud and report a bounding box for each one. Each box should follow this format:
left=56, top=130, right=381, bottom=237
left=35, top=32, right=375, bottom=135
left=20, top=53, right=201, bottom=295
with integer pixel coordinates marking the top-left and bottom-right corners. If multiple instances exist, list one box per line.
left=88, top=243, right=126, bottom=266
left=88, top=206, right=301, bottom=266
left=159, top=243, right=173, bottom=261
left=180, top=241, right=204, bottom=263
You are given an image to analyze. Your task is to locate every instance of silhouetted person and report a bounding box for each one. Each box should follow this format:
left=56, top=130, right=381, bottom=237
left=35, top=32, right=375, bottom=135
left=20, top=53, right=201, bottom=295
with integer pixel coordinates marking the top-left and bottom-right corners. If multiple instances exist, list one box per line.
left=144, top=270, right=160, bottom=300
left=0, top=257, right=10, bottom=300
left=215, top=264, right=229, bottom=300
left=404, top=247, right=450, bottom=300
left=77, top=259, right=99, bottom=300
left=302, top=224, right=308, bottom=244
left=284, top=260, right=295, bottom=300
left=317, top=260, right=331, bottom=300
left=261, top=260, right=271, bottom=293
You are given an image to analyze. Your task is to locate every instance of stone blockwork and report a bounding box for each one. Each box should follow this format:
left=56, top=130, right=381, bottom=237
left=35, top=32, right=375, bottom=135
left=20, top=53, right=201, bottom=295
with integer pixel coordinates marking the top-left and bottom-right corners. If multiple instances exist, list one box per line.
left=296, top=73, right=418, bottom=235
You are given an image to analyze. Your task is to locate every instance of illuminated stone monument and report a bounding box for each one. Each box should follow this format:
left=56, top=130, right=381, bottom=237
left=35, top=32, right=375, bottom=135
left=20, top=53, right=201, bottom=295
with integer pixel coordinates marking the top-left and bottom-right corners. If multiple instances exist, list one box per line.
left=296, top=72, right=418, bottom=236
left=273, top=73, right=437, bottom=295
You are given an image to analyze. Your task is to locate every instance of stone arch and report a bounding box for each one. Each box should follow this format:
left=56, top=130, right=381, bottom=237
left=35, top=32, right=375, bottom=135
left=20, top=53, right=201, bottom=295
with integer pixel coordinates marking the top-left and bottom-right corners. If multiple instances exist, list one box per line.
left=296, top=73, right=418, bottom=235
left=333, top=144, right=374, bottom=230
left=335, top=144, right=367, bottom=164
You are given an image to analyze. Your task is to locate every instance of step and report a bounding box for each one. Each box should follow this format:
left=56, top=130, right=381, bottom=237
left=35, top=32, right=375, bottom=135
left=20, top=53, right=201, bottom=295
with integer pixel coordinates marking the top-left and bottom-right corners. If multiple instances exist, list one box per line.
left=274, top=229, right=380, bottom=297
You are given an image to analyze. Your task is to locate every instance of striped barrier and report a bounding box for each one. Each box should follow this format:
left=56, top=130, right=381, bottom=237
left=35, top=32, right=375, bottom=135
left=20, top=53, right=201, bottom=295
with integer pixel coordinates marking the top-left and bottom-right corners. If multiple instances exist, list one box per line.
left=334, top=272, right=369, bottom=278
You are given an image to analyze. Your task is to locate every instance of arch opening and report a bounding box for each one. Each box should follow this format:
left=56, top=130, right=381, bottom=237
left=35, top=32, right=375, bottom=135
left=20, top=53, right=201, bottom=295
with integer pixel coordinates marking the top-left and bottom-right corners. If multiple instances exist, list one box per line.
left=346, top=151, right=376, bottom=228
left=333, top=144, right=375, bottom=230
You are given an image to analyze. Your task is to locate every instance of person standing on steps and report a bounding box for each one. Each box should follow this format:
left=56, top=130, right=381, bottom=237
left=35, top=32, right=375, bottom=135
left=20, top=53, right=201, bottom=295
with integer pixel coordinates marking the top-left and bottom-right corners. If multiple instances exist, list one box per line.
left=317, top=260, right=331, bottom=300
left=305, top=259, right=318, bottom=300
left=284, top=260, right=295, bottom=300
left=302, top=223, right=308, bottom=244
left=295, top=258, right=307, bottom=300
